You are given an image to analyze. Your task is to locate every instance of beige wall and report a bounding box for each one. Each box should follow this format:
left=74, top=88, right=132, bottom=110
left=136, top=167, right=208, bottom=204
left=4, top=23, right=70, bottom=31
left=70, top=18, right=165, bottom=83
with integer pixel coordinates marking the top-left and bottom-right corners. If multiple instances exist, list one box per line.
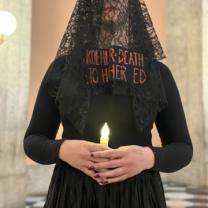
left=29, top=0, right=75, bottom=119
left=145, top=0, right=167, bottom=146
left=27, top=0, right=75, bottom=164
left=165, top=0, right=206, bottom=186
left=0, top=0, right=32, bottom=206
left=28, top=0, right=167, bottom=164
left=146, top=0, right=167, bottom=56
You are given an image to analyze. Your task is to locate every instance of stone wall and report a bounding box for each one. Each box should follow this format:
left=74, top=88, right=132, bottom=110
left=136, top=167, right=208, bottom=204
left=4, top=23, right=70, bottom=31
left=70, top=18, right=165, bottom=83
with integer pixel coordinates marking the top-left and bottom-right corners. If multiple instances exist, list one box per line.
left=203, top=0, right=208, bottom=187
left=165, top=0, right=207, bottom=187
left=0, top=0, right=32, bottom=207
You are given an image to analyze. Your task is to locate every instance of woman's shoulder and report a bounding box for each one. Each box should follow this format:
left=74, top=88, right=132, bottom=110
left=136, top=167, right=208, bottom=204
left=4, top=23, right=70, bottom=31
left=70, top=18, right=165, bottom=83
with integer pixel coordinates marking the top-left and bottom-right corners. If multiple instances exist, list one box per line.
left=46, top=55, right=67, bottom=79
left=43, top=55, right=67, bottom=98
left=151, top=60, right=182, bottom=106
left=152, top=60, right=172, bottom=74
left=151, top=60, right=176, bottom=84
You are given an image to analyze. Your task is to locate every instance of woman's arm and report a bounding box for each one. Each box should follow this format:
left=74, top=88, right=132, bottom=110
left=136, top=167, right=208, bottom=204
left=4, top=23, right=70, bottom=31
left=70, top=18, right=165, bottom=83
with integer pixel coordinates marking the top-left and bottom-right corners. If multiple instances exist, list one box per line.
left=23, top=64, right=65, bottom=165
left=149, top=62, right=193, bottom=173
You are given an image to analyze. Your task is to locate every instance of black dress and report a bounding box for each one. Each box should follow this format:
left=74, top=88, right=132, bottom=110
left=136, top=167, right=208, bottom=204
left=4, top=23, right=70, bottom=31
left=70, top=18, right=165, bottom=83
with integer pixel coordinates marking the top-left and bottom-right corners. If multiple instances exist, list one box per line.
left=23, top=60, right=193, bottom=208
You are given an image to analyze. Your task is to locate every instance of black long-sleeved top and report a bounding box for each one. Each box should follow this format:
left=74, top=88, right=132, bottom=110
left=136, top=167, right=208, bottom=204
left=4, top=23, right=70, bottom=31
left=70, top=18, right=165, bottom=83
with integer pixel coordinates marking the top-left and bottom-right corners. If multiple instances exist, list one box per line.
left=23, top=60, right=193, bottom=173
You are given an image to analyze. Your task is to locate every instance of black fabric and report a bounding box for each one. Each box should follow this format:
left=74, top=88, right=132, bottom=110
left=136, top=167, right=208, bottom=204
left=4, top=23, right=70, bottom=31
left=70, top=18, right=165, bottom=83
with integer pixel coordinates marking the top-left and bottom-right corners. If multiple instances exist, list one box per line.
left=42, top=163, right=167, bottom=208
left=55, top=0, right=165, bottom=60
left=23, top=60, right=193, bottom=172
left=23, top=59, right=193, bottom=208
left=23, top=1, right=193, bottom=206
left=46, top=0, right=168, bottom=136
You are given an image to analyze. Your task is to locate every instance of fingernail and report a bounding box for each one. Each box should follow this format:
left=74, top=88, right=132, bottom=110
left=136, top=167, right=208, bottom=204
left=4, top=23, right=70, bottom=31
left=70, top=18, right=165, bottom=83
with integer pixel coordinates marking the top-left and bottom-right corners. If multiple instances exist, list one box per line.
left=88, top=165, right=95, bottom=170
left=103, top=181, right=108, bottom=185
left=94, top=174, right=100, bottom=178
left=101, top=180, right=108, bottom=185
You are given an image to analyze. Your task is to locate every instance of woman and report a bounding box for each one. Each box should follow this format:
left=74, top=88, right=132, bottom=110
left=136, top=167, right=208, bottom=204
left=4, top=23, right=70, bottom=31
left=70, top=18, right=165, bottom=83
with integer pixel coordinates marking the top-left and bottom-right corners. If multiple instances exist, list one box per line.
left=23, top=0, right=193, bottom=207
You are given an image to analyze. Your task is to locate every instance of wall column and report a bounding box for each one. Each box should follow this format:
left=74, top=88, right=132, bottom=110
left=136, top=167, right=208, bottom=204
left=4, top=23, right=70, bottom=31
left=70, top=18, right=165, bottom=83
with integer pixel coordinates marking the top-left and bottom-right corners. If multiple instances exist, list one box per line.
left=203, top=0, right=208, bottom=188
left=0, top=0, right=32, bottom=207
left=165, top=0, right=207, bottom=187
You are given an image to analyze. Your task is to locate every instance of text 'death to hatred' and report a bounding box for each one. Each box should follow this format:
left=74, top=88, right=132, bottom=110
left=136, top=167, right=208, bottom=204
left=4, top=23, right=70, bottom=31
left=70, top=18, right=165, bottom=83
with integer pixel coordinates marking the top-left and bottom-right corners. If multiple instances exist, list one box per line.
left=85, top=47, right=147, bottom=85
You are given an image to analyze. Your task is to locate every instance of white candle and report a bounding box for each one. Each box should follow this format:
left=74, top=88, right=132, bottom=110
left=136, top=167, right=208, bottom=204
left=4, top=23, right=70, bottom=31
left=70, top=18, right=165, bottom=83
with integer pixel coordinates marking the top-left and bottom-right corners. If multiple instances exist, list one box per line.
left=100, top=122, right=110, bottom=146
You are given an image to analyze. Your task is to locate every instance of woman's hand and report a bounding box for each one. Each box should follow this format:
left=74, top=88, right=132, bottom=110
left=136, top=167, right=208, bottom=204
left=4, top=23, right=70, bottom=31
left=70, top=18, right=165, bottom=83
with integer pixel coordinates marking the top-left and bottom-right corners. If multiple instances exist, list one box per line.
left=58, top=140, right=111, bottom=183
left=91, top=145, right=155, bottom=185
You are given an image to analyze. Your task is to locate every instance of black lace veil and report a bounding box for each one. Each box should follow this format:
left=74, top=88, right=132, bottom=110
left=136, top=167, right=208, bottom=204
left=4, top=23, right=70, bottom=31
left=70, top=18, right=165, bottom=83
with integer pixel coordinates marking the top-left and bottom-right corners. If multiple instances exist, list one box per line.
left=45, top=0, right=168, bottom=136
left=55, top=0, right=165, bottom=60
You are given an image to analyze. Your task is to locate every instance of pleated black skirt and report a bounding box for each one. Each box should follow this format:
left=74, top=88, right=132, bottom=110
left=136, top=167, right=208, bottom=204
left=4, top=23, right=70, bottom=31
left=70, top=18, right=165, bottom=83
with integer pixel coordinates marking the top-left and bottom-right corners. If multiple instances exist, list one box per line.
left=43, top=161, right=167, bottom=208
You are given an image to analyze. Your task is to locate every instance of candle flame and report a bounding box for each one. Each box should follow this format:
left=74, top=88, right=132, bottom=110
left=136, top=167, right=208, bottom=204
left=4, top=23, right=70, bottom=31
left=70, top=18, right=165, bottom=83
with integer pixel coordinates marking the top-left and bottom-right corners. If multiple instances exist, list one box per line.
left=100, top=122, right=110, bottom=137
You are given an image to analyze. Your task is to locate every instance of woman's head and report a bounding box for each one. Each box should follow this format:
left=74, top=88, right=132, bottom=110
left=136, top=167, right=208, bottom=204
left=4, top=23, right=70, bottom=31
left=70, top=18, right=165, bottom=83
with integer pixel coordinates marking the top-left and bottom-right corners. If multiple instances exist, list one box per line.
left=102, top=0, right=129, bottom=25
left=55, top=0, right=165, bottom=60
left=52, top=0, right=166, bottom=136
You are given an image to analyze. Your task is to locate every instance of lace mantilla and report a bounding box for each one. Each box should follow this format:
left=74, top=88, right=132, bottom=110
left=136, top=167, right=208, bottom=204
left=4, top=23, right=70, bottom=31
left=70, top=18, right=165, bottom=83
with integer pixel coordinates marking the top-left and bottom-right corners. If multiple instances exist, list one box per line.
left=45, top=0, right=168, bottom=135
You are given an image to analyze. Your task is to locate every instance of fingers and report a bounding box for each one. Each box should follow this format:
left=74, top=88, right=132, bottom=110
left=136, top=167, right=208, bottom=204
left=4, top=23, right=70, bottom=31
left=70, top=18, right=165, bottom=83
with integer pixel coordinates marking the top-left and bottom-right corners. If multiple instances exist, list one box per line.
left=85, top=163, right=131, bottom=185
left=92, top=149, right=125, bottom=159
left=94, top=158, right=123, bottom=170
left=104, top=174, right=129, bottom=184
left=81, top=161, right=104, bottom=184
left=86, top=141, right=111, bottom=152
left=83, top=168, right=102, bottom=184
left=95, top=167, right=126, bottom=179
left=90, top=157, right=110, bottom=163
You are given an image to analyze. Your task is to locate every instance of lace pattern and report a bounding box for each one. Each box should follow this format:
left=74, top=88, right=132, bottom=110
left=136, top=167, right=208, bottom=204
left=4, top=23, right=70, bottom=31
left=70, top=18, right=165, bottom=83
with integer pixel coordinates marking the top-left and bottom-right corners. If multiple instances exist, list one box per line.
left=45, top=0, right=168, bottom=135
left=55, top=0, right=166, bottom=60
